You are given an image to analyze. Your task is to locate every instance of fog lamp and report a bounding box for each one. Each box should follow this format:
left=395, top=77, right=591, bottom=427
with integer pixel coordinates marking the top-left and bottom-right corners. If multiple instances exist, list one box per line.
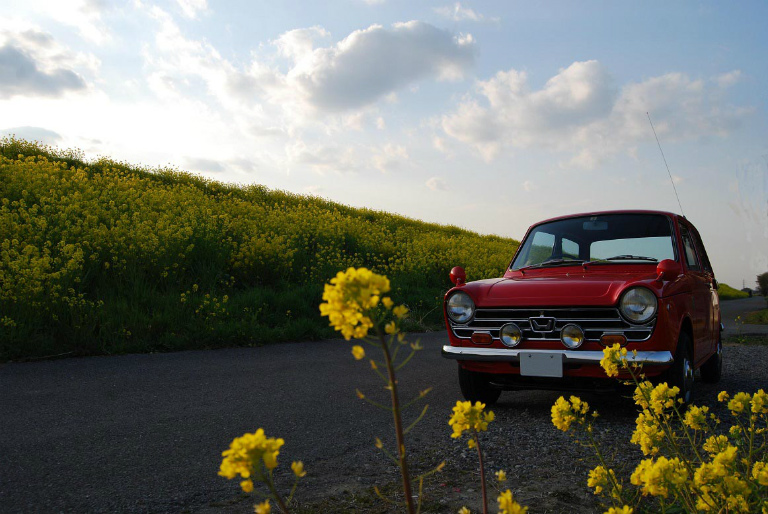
left=561, top=324, right=585, bottom=349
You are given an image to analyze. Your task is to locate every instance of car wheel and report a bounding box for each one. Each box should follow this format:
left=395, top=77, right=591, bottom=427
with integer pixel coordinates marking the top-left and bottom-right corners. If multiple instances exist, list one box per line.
left=660, top=332, right=694, bottom=405
left=458, top=364, right=501, bottom=405
left=700, top=334, right=723, bottom=383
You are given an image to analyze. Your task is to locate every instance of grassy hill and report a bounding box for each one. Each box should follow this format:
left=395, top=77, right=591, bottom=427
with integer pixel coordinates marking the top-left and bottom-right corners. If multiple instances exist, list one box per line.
left=0, top=137, right=518, bottom=360
left=717, top=283, right=750, bottom=301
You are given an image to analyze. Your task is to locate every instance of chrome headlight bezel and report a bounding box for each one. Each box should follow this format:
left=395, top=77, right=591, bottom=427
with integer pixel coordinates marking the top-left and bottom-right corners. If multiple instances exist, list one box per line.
left=499, top=323, right=522, bottom=347
left=560, top=323, right=585, bottom=349
left=619, top=287, right=658, bottom=324
left=446, top=291, right=475, bottom=324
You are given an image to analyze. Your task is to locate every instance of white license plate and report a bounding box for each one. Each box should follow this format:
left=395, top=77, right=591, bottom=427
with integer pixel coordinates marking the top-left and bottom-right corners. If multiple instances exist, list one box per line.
left=519, top=352, right=563, bottom=377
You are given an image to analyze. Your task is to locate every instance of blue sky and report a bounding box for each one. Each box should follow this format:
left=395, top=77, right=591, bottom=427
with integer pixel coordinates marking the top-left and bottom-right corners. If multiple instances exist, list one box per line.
left=1, top=0, right=766, bottom=289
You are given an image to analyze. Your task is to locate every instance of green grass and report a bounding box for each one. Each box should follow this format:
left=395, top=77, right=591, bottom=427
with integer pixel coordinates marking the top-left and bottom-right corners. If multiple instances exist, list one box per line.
left=717, top=283, right=750, bottom=301
left=0, top=138, right=518, bottom=361
left=744, top=309, right=768, bottom=325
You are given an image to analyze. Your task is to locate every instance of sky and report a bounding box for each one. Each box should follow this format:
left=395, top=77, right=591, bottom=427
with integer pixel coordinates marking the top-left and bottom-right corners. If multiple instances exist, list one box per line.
left=1, top=0, right=767, bottom=289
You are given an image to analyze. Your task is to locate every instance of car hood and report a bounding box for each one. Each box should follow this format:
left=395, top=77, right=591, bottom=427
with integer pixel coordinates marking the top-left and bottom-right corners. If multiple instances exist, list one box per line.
left=455, top=270, right=668, bottom=307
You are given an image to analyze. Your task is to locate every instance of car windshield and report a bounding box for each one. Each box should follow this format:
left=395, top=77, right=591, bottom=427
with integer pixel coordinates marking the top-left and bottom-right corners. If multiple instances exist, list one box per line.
left=511, top=213, right=676, bottom=270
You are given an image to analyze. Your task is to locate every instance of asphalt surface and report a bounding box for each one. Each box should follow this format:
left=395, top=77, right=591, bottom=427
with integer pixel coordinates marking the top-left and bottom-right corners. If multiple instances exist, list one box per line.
left=720, top=295, right=768, bottom=336
left=1, top=332, right=462, bottom=513
left=1, top=296, right=766, bottom=514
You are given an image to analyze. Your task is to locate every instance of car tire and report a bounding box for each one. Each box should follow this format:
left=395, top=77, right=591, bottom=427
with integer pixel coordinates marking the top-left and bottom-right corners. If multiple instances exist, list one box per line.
left=458, top=364, right=501, bottom=405
left=700, top=334, right=723, bottom=384
left=660, top=332, right=694, bottom=405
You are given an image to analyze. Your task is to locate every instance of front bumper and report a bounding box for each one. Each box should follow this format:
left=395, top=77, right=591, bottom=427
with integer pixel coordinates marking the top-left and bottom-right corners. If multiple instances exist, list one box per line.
left=441, top=345, right=673, bottom=366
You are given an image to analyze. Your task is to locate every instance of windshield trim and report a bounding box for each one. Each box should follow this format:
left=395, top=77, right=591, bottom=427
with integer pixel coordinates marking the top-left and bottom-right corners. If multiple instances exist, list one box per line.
left=509, top=213, right=679, bottom=271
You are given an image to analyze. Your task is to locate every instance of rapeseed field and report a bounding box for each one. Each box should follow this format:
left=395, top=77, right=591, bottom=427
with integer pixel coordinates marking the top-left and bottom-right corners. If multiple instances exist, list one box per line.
left=0, top=137, right=517, bottom=360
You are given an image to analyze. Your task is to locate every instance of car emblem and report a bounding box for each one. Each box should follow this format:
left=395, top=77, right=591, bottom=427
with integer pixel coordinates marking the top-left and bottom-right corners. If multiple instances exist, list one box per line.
left=529, top=316, right=556, bottom=332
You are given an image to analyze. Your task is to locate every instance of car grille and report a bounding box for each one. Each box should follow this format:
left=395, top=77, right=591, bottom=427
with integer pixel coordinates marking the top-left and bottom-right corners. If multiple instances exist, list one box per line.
left=450, top=307, right=654, bottom=343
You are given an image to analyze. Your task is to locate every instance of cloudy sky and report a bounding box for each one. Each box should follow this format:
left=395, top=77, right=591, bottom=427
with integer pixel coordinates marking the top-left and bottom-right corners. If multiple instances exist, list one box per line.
left=2, top=0, right=766, bottom=288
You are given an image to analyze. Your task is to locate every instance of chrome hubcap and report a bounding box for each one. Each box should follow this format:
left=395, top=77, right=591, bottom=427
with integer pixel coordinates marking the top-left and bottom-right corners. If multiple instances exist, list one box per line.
left=683, top=358, right=694, bottom=401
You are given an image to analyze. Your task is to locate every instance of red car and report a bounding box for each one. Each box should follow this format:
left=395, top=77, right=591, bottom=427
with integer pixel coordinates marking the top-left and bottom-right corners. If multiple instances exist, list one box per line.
left=442, top=210, right=722, bottom=404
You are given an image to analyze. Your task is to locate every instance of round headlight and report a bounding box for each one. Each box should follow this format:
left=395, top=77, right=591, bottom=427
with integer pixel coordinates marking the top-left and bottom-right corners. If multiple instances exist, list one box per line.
left=500, top=323, right=522, bottom=347
left=620, top=287, right=658, bottom=323
left=446, top=291, right=475, bottom=324
left=561, top=324, right=585, bottom=349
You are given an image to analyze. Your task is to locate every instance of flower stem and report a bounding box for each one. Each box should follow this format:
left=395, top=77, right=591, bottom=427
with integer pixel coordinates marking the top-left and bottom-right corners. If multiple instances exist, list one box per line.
left=379, top=330, right=416, bottom=514
left=475, top=432, right=488, bottom=514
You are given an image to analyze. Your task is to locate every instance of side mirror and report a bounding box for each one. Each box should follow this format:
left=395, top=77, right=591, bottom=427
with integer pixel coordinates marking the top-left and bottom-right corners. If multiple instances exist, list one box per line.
left=450, top=266, right=466, bottom=286
left=656, top=259, right=682, bottom=282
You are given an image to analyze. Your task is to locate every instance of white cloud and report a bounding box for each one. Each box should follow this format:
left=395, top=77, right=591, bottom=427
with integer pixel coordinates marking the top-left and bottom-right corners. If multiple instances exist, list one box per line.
left=23, top=0, right=111, bottom=44
left=522, top=180, right=537, bottom=192
left=175, top=0, right=208, bottom=19
left=0, top=26, right=96, bottom=98
left=426, top=176, right=447, bottom=190
left=1, top=125, right=62, bottom=144
left=376, top=117, right=386, bottom=130
left=285, top=21, right=475, bottom=112
left=442, top=60, right=751, bottom=168
left=372, top=143, right=408, bottom=173
left=434, top=2, right=499, bottom=23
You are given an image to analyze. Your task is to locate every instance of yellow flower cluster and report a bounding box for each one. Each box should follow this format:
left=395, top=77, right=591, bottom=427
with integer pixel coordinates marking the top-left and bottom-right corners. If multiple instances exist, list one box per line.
left=551, top=395, right=591, bottom=432
left=630, top=456, right=688, bottom=498
left=570, top=361, right=768, bottom=513
left=497, top=489, right=528, bottom=514
left=319, top=267, right=390, bottom=340
left=449, top=400, right=495, bottom=446
left=588, top=465, right=619, bottom=496
left=218, top=429, right=285, bottom=491
left=599, top=343, right=628, bottom=377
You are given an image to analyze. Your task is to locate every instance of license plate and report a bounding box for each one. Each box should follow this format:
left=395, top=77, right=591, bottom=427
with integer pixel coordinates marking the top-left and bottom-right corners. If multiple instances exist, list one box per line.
left=519, top=352, right=563, bottom=377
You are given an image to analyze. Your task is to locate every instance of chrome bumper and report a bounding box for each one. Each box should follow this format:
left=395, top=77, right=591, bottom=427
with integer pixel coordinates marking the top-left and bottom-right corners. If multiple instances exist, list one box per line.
left=441, top=346, right=674, bottom=365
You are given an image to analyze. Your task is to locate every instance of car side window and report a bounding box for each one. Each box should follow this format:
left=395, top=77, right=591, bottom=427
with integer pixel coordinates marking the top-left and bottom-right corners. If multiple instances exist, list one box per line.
left=692, top=230, right=714, bottom=274
left=680, top=225, right=701, bottom=272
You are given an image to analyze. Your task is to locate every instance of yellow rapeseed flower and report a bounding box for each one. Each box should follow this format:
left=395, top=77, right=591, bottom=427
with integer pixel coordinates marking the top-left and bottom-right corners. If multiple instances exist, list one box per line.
left=254, top=500, right=271, bottom=514
left=382, top=297, right=394, bottom=309
left=385, top=321, right=398, bottom=334
left=393, top=304, right=409, bottom=319
left=702, top=435, right=730, bottom=455
left=600, top=343, right=628, bottom=377
left=240, top=479, right=254, bottom=492
left=351, top=345, right=365, bottom=360
left=605, top=507, right=633, bottom=514
left=458, top=507, right=471, bottom=514
left=497, top=489, right=528, bottom=514
left=496, top=469, right=507, bottom=481
left=449, top=400, right=495, bottom=445
left=631, top=410, right=665, bottom=456
left=219, top=429, right=285, bottom=482
left=630, top=456, right=688, bottom=498
left=291, top=461, right=306, bottom=478
left=751, top=389, right=767, bottom=414
left=683, top=405, right=709, bottom=430
left=588, top=465, right=618, bottom=495
left=728, top=392, right=752, bottom=414
left=551, top=395, right=590, bottom=432
left=319, top=267, right=391, bottom=340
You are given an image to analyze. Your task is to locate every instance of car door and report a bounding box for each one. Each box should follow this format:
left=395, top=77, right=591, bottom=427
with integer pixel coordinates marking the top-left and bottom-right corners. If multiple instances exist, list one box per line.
left=691, top=225, right=720, bottom=348
left=679, top=222, right=713, bottom=365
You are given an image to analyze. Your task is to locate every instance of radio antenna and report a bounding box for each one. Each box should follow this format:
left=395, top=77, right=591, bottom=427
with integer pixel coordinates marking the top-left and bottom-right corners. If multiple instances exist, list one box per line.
left=647, top=112, right=685, bottom=216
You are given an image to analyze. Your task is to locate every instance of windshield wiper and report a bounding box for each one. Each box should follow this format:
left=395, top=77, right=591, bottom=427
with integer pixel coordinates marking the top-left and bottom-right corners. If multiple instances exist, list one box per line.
left=516, top=258, right=585, bottom=272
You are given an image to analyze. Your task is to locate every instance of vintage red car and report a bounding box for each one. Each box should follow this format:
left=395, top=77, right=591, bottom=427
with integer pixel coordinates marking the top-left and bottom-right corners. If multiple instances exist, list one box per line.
left=442, top=210, right=722, bottom=404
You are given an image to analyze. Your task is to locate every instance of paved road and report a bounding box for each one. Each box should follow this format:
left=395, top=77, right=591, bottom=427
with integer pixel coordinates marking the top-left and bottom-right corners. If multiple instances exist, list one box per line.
left=720, top=295, right=768, bottom=336
left=0, top=333, right=463, bottom=513
left=2, top=317, right=766, bottom=513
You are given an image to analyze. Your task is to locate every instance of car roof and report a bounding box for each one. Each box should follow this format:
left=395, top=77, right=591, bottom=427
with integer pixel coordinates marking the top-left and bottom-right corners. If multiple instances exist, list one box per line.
left=534, top=209, right=681, bottom=226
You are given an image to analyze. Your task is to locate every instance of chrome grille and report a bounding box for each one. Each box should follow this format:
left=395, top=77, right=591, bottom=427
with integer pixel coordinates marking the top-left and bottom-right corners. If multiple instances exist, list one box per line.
left=450, top=307, right=654, bottom=343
